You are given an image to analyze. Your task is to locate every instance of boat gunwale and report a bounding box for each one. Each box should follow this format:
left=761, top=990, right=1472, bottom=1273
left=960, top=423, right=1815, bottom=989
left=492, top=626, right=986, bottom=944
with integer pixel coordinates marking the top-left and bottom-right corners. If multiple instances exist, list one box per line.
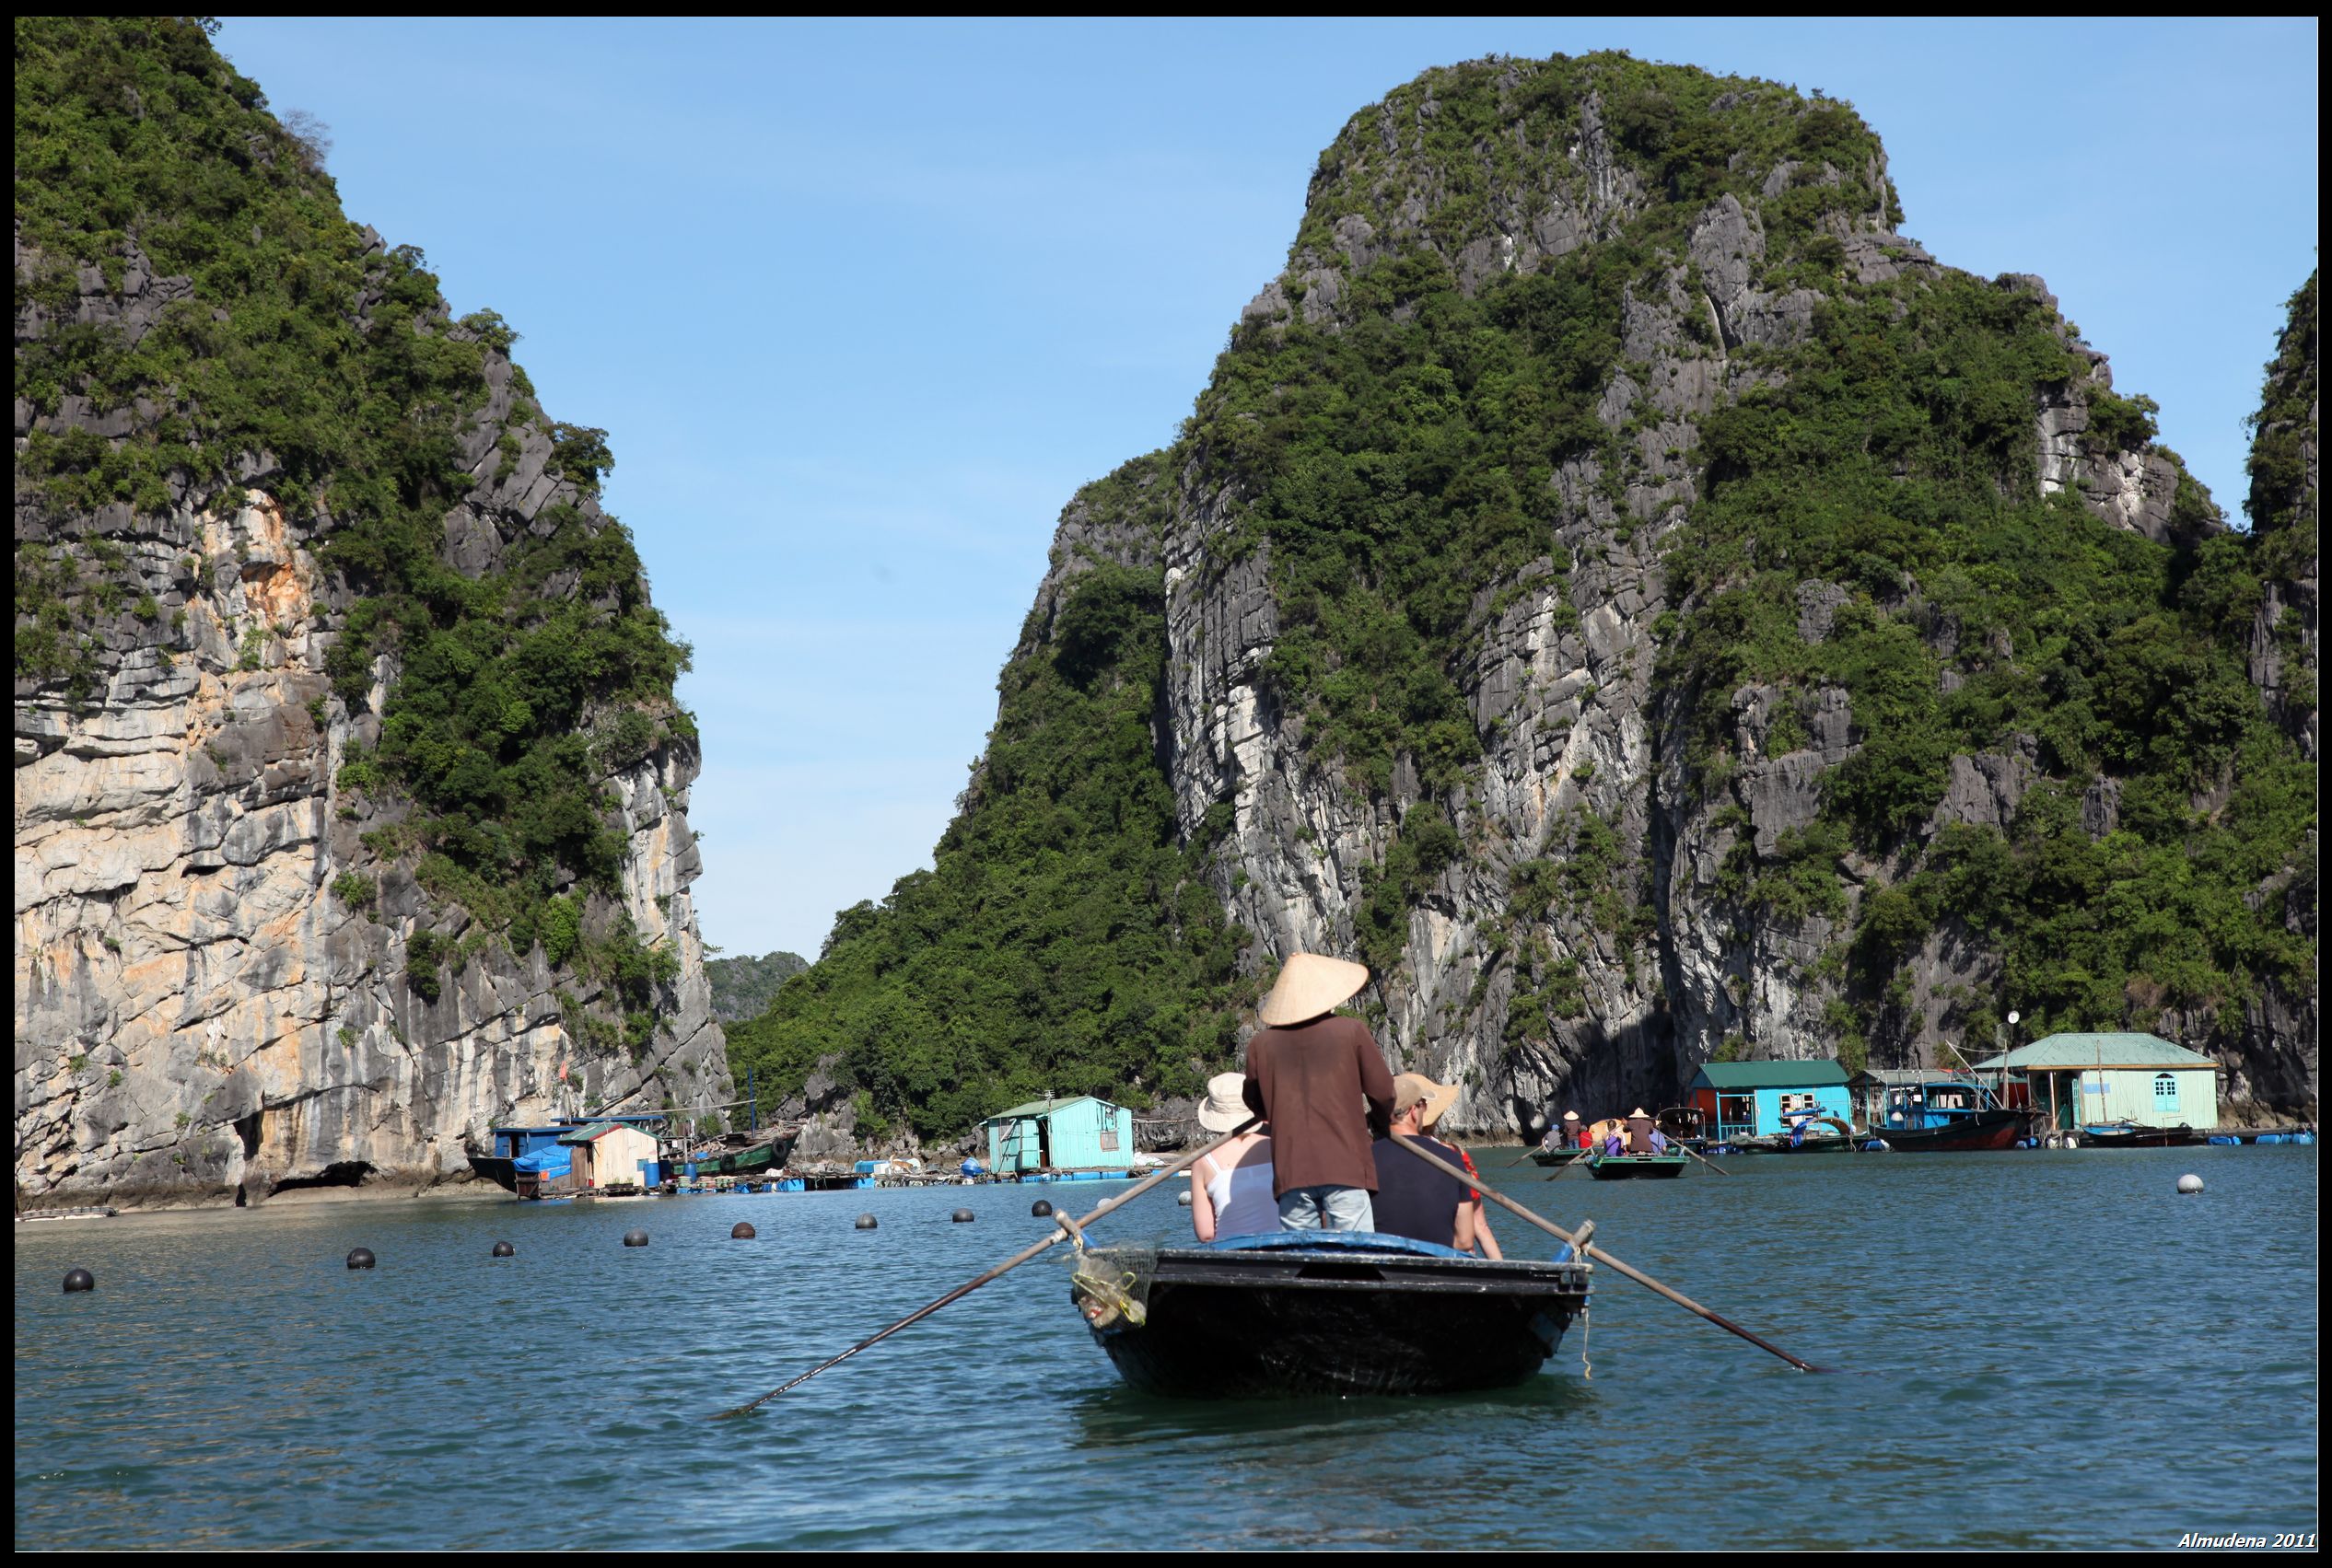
left=1087, top=1244, right=1591, bottom=1297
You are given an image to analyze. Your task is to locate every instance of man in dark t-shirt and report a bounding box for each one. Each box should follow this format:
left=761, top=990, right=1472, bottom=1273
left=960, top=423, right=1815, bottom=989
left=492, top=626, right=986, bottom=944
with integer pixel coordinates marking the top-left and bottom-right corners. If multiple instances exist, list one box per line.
left=1242, top=953, right=1396, bottom=1232
left=1370, top=1074, right=1478, bottom=1252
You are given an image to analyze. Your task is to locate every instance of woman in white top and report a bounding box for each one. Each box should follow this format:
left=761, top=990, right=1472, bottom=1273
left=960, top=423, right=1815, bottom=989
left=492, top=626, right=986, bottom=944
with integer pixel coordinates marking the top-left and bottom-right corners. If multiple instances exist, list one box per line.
left=1189, top=1072, right=1276, bottom=1242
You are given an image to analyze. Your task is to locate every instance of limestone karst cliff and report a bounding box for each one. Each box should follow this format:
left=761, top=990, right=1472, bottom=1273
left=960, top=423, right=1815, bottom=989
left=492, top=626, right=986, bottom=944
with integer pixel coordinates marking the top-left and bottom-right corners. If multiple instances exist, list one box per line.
left=741, top=52, right=2316, bottom=1138
left=14, top=17, right=730, bottom=1206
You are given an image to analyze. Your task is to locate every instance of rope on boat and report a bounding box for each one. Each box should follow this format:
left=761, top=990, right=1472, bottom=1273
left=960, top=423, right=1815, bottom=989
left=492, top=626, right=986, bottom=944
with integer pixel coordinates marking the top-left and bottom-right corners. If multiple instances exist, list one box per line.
left=1069, top=1254, right=1150, bottom=1330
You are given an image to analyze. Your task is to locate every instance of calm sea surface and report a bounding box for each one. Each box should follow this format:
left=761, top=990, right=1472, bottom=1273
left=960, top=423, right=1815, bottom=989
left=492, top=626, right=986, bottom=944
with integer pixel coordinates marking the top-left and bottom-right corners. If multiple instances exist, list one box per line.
left=14, top=1146, right=2317, bottom=1550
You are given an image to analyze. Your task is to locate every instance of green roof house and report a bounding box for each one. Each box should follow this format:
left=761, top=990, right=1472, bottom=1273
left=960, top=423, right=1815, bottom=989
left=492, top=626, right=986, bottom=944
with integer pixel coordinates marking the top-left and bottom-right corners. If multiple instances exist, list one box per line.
left=1970, top=1033, right=2219, bottom=1132
left=1685, top=1059, right=1851, bottom=1140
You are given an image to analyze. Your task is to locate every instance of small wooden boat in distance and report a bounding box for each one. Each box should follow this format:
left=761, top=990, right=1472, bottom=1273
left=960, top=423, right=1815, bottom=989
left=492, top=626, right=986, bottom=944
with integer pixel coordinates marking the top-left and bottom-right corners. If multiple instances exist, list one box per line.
left=1070, top=1231, right=1591, bottom=1397
left=1585, top=1153, right=1689, bottom=1179
left=1528, top=1144, right=1587, bottom=1167
left=2078, top=1121, right=2206, bottom=1149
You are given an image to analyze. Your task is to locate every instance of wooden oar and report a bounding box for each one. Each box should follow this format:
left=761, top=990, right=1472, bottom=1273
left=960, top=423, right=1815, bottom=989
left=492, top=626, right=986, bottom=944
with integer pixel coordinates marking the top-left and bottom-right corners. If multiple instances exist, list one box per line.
left=1388, top=1133, right=1825, bottom=1374
left=1673, top=1140, right=1730, bottom=1176
left=713, top=1115, right=1260, bottom=1417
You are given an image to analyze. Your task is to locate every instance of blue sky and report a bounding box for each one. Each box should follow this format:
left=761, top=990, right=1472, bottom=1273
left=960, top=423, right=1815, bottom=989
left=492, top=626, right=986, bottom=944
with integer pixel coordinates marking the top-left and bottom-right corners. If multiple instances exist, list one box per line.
left=214, top=17, right=2319, bottom=961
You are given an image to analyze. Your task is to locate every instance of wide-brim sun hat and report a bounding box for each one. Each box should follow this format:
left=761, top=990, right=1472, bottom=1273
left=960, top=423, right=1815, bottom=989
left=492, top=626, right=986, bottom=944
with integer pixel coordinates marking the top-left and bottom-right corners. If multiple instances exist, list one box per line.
left=1196, top=1072, right=1253, bottom=1133
left=1258, top=952, right=1370, bottom=1027
left=1392, top=1073, right=1461, bottom=1129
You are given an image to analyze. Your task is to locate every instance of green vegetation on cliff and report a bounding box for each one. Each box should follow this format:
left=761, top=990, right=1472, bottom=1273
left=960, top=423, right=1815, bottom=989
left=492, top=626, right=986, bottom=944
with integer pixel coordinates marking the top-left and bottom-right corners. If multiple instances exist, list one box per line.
left=14, top=17, right=693, bottom=1013
left=2246, top=270, right=2317, bottom=551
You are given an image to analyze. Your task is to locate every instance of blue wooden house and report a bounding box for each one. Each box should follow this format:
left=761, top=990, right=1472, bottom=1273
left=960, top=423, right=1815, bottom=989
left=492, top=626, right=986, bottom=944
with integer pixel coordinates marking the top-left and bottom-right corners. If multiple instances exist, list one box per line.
left=1687, top=1060, right=1853, bottom=1141
left=981, top=1096, right=1134, bottom=1173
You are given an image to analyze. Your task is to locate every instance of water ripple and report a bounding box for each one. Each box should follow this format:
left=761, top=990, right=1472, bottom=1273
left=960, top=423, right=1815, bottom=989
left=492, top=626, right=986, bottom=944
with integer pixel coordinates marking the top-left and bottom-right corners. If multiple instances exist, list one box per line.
left=14, top=1149, right=2317, bottom=1547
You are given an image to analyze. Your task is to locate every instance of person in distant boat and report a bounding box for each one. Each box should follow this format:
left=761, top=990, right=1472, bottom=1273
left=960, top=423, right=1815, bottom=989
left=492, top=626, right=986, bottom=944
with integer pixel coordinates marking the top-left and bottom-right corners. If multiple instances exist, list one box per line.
left=1421, top=1091, right=1502, bottom=1260
left=1539, top=1109, right=1581, bottom=1152
left=1370, top=1074, right=1478, bottom=1253
left=1649, top=1127, right=1671, bottom=1155
left=1603, top=1130, right=1627, bottom=1156
left=1189, top=1072, right=1276, bottom=1243
left=1242, top=953, right=1396, bottom=1233
left=1626, top=1108, right=1656, bottom=1154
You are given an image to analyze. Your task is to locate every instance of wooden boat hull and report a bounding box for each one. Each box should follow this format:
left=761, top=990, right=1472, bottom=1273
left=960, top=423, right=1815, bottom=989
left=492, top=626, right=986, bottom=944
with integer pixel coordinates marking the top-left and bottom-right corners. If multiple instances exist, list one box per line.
left=1076, top=1234, right=1590, bottom=1398
left=1585, top=1154, right=1688, bottom=1179
left=1528, top=1146, right=1587, bottom=1167
left=467, top=1155, right=519, bottom=1193
left=692, top=1134, right=798, bottom=1178
left=1872, top=1107, right=2027, bottom=1152
left=2079, top=1123, right=2205, bottom=1149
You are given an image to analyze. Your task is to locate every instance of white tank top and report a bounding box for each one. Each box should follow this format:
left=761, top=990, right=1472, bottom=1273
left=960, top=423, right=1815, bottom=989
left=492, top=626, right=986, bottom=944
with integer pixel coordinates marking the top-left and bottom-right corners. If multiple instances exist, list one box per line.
left=1203, top=1149, right=1279, bottom=1238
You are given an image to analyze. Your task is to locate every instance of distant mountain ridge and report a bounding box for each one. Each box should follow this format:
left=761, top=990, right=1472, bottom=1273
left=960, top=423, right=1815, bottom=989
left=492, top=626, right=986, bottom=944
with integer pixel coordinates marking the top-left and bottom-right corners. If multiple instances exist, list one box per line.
left=705, top=951, right=808, bottom=1023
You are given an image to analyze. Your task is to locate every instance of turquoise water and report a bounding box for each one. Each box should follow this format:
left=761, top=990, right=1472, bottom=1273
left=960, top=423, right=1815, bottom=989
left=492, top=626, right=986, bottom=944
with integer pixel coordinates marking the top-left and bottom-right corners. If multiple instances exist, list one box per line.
left=13, top=1147, right=2317, bottom=1549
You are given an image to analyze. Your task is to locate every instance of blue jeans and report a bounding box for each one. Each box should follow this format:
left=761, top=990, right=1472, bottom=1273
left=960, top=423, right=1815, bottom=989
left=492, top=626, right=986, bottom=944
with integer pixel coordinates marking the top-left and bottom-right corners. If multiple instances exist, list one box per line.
left=1277, top=1185, right=1374, bottom=1232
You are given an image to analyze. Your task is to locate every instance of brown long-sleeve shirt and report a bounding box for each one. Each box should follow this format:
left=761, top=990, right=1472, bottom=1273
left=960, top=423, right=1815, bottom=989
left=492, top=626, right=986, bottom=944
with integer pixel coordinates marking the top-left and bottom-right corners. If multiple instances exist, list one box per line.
left=1242, top=1014, right=1396, bottom=1198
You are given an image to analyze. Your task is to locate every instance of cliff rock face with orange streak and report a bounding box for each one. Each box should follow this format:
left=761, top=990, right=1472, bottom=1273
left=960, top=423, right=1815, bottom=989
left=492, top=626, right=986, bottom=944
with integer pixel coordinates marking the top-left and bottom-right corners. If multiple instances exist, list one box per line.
left=13, top=18, right=728, bottom=1206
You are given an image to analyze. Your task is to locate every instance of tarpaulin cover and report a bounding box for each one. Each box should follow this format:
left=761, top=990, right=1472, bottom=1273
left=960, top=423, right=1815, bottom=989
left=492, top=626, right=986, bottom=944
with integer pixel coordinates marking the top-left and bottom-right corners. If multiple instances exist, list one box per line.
left=513, top=1146, right=571, bottom=1178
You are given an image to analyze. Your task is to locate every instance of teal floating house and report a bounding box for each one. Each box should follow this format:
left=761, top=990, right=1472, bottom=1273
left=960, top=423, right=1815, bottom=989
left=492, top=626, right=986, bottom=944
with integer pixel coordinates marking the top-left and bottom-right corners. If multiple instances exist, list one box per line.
left=1972, top=1033, right=2220, bottom=1132
left=1686, top=1060, right=1852, bottom=1140
left=981, top=1096, right=1133, bottom=1173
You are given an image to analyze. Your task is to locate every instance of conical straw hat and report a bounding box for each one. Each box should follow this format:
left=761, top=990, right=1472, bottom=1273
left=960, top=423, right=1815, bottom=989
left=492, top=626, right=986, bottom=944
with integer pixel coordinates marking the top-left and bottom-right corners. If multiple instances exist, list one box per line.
left=1258, top=952, right=1370, bottom=1027
left=1629, top=1108, right=1650, bottom=1118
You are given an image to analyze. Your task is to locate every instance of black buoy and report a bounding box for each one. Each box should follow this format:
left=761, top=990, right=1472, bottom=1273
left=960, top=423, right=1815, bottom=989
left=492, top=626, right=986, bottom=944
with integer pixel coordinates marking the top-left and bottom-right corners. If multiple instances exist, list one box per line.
left=63, top=1267, right=95, bottom=1294
left=346, top=1248, right=376, bottom=1270
left=951, top=1208, right=974, bottom=1223
left=1030, top=1199, right=1053, bottom=1217
left=731, top=1221, right=756, bottom=1239
left=622, top=1229, right=649, bottom=1248
left=854, top=1214, right=878, bottom=1230
left=491, top=1240, right=515, bottom=1258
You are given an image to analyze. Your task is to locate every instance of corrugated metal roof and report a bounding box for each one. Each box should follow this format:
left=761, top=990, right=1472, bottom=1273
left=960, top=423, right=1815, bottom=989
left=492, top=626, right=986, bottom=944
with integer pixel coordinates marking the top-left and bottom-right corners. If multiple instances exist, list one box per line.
left=1974, top=1033, right=2216, bottom=1070
left=1850, top=1068, right=1987, bottom=1086
left=1691, top=1060, right=1849, bottom=1089
left=556, top=1121, right=624, bottom=1144
left=984, top=1095, right=1116, bottom=1122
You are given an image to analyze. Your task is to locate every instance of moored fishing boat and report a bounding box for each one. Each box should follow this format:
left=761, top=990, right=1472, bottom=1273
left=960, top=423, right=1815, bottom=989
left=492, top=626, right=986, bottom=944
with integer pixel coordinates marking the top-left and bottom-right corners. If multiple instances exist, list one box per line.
left=1870, top=1075, right=2027, bottom=1151
left=1584, top=1153, right=1688, bottom=1179
left=1069, top=1231, right=1591, bottom=1397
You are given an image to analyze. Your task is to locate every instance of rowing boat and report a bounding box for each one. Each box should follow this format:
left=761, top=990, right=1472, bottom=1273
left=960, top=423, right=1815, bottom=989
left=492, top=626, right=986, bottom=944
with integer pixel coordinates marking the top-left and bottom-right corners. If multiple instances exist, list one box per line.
left=1584, top=1153, right=1688, bottom=1179
left=1069, top=1231, right=1591, bottom=1397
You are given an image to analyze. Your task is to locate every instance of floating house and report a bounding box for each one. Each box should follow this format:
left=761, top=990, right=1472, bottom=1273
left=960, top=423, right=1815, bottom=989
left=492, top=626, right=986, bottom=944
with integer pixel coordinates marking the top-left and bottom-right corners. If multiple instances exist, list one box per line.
left=981, top=1096, right=1134, bottom=1174
left=1849, top=1067, right=2030, bottom=1129
left=1972, top=1033, right=2220, bottom=1132
left=1687, top=1060, right=1852, bottom=1141
left=476, top=1113, right=672, bottom=1195
left=558, top=1121, right=663, bottom=1191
